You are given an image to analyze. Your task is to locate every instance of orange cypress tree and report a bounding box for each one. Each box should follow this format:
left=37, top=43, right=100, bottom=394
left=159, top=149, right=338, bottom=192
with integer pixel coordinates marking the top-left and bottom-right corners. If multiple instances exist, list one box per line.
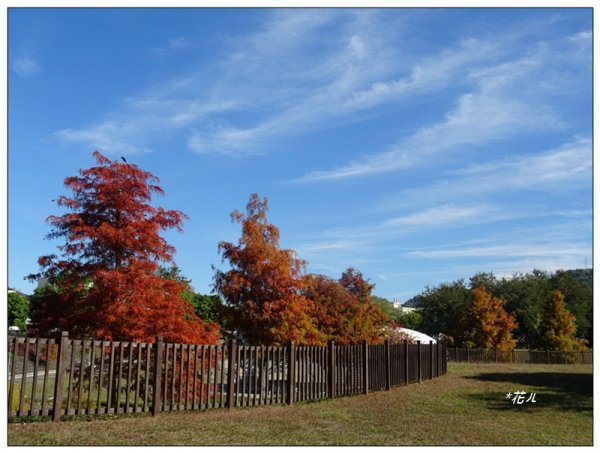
left=462, top=286, right=518, bottom=350
left=214, top=193, right=324, bottom=346
left=539, top=290, right=586, bottom=351
left=303, top=272, right=388, bottom=345
left=28, top=151, right=220, bottom=344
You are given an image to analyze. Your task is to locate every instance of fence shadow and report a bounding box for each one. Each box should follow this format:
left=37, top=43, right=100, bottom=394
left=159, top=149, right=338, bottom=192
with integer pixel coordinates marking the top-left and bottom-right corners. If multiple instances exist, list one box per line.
left=465, top=372, right=593, bottom=413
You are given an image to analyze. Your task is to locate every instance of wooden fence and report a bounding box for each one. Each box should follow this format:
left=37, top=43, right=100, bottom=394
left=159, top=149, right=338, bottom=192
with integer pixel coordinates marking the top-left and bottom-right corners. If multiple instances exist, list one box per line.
left=7, top=333, right=447, bottom=422
left=448, top=347, right=593, bottom=365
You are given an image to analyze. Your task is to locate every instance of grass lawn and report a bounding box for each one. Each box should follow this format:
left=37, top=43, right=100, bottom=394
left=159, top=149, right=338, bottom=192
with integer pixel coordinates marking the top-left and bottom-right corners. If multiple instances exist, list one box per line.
left=7, top=362, right=593, bottom=446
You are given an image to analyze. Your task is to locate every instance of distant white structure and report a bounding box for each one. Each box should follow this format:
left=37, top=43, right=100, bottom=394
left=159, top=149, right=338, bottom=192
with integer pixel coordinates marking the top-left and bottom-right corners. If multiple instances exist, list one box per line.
left=391, top=298, right=417, bottom=313
left=396, top=327, right=437, bottom=344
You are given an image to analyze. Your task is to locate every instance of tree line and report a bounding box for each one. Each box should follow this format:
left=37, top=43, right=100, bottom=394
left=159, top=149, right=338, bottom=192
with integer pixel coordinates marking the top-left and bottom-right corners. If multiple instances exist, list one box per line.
left=22, top=152, right=389, bottom=346
left=15, top=152, right=591, bottom=351
left=388, top=269, right=592, bottom=351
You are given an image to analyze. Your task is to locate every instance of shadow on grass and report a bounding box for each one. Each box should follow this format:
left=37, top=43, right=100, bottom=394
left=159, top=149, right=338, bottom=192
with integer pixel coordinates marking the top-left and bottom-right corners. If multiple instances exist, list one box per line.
left=465, top=372, right=593, bottom=413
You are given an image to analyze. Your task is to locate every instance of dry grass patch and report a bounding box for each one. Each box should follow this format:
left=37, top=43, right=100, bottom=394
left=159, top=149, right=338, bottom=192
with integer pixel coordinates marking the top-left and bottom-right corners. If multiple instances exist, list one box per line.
left=8, top=362, right=592, bottom=446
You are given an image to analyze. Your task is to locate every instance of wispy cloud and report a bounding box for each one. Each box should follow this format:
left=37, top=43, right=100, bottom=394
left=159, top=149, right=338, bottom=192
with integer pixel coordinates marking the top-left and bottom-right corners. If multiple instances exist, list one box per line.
left=409, top=243, right=589, bottom=259
left=374, top=136, right=591, bottom=212
left=49, top=10, right=590, bottom=168
left=148, top=36, right=193, bottom=57
left=297, top=49, right=567, bottom=182
left=12, top=54, right=40, bottom=77
left=48, top=10, right=502, bottom=157
left=384, top=205, right=493, bottom=227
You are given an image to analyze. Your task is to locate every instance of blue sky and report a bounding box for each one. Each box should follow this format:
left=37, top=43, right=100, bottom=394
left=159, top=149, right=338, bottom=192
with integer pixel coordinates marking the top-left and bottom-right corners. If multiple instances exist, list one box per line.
left=7, top=7, right=592, bottom=302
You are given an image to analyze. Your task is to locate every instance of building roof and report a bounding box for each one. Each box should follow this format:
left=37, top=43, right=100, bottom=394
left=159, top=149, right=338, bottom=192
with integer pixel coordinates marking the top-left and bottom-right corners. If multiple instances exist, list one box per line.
left=397, top=327, right=437, bottom=344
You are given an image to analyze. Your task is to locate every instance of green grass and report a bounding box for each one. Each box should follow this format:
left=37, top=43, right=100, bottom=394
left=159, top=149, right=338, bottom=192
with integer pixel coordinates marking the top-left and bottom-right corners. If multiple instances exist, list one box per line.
left=8, top=362, right=593, bottom=446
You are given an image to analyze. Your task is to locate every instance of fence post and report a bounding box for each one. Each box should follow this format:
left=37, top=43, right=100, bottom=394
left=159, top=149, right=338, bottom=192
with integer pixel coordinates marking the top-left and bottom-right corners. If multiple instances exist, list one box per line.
left=151, top=336, right=164, bottom=416
left=435, top=341, right=440, bottom=377
left=404, top=340, right=409, bottom=384
left=227, top=339, right=237, bottom=410
left=429, top=341, right=434, bottom=380
left=417, top=341, right=422, bottom=383
left=546, top=349, right=550, bottom=364
left=384, top=339, right=391, bottom=391
left=328, top=341, right=336, bottom=399
left=52, top=331, right=69, bottom=422
left=467, top=347, right=470, bottom=363
left=287, top=341, right=296, bottom=405
left=455, top=346, right=458, bottom=362
left=362, top=340, right=369, bottom=395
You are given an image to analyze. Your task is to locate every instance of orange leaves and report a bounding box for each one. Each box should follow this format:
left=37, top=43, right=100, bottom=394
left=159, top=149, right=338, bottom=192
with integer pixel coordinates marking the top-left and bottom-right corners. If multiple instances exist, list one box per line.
left=539, top=290, right=586, bottom=351
left=215, top=194, right=390, bottom=346
left=462, top=286, right=518, bottom=350
left=214, top=194, right=320, bottom=346
left=30, top=151, right=218, bottom=344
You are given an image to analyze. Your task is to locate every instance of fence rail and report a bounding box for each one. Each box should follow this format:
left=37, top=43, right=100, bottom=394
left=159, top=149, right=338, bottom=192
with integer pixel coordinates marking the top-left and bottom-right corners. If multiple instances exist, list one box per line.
left=448, top=347, right=593, bottom=365
left=8, top=333, right=447, bottom=422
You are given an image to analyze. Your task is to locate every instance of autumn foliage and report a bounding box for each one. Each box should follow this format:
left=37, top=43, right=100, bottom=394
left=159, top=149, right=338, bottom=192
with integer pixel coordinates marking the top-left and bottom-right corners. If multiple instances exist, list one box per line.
left=214, top=194, right=324, bottom=346
left=29, top=151, right=220, bottom=344
left=539, top=290, right=587, bottom=351
left=461, top=286, right=518, bottom=350
left=213, top=194, right=391, bottom=346
left=303, top=270, right=388, bottom=344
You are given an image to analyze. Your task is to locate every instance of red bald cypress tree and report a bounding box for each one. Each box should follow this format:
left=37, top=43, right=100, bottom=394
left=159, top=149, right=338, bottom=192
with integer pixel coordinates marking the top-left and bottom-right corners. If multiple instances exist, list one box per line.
left=28, top=151, right=220, bottom=344
left=214, top=193, right=324, bottom=346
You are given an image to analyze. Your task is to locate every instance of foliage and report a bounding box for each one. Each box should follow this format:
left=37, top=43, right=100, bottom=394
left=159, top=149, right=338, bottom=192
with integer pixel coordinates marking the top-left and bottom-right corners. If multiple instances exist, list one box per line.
left=371, top=295, right=422, bottom=330
left=417, top=280, right=470, bottom=346
left=214, top=193, right=323, bottom=345
left=27, top=151, right=220, bottom=344
left=539, top=290, right=587, bottom=351
left=385, top=324, right=417, bottom=344
left=415, top=269, right=592, bottom=348
left=8, top=292, right=30, bottom=330
left=158, top=266, right=233, bottom=337
left=396, top=310, right=423, bottom=330
left=370, top=295, right=398, bottom=320
left=303, top=272, right=387, bottom=345
left=460, top=286, right=518, bottom=350
left=190, top=294, right=228, bottom=326
left=550, top=270, right=593, bottom=344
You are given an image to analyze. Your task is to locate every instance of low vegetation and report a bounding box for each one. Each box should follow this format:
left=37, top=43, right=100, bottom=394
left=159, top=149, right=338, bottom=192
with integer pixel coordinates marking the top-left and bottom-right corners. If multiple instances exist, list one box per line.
left=8, top=362, right=592, bottom=446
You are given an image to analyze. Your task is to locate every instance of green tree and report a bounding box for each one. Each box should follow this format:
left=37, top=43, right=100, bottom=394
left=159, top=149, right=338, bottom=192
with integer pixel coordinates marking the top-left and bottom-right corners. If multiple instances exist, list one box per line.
left=8, top=292, right=30, bottom=330
left=370, top=296, right=401, bottom=322
left=396, top=310, right=423, bottom=330
left=493, top=270, right=551, bottom=348
left=418, top=280, right=470, bottom=346
left=550, top=270, right=592, bottom=344
left=190, top=294, right=228, bottom=326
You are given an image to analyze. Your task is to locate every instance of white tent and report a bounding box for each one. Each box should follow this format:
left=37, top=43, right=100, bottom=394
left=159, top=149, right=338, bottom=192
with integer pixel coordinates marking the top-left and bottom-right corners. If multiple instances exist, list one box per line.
left=397, top=327, right=437, bottom=344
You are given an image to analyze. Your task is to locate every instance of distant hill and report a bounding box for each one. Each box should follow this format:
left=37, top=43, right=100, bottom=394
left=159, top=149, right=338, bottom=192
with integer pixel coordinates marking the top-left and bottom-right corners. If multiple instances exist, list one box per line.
left=402, top=294, right=424, bottom=308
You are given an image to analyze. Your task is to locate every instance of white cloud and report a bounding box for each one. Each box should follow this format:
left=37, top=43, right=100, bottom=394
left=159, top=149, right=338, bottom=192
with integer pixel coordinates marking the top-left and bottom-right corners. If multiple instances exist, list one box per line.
left=408, top=243, right=589, bottom=259
left=568, top=30, right=592, bottom=42
left=374, top=136, right=592, bottom=212
left=298, top=49, right=566, bottom=182
left=148, top=36, right=193, bottom=57
left=384, top=205, right=493, bottom=227
left=12, top=55, right=40, bottom=77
